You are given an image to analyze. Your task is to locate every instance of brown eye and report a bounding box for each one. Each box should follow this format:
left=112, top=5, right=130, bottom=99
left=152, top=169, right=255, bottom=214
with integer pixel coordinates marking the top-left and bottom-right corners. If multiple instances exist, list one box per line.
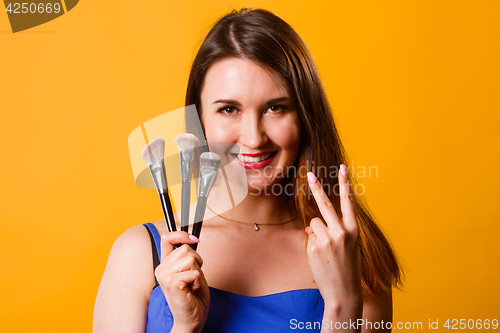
left=266, top=105, right=286, bottom=113
left=218, top=106, right=237, bottom=114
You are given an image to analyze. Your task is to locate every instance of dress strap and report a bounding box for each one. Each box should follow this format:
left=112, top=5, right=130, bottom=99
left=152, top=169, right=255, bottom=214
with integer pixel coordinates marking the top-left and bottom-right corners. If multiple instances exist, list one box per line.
left=143, top=223, right=161, bottom=289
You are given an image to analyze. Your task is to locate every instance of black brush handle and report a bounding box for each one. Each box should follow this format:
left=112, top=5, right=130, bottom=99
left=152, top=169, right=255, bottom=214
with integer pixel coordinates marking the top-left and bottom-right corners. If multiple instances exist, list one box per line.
left=159, top=192, right=177, bottom=232
left=181, top=182, right=191, bottom=233
left=159, top=192, right=181, bottom=249
left=190, top=196, right=207, bottom=251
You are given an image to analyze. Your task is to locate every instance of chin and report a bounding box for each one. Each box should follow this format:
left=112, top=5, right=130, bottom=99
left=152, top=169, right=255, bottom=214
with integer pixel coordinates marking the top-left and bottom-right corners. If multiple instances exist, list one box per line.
left=245, top=174, right=280, bottom=196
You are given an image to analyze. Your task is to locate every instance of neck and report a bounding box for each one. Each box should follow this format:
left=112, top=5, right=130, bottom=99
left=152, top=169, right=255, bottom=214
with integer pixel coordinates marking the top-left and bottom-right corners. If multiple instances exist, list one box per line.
left=206, top=186, right=295, bottom=227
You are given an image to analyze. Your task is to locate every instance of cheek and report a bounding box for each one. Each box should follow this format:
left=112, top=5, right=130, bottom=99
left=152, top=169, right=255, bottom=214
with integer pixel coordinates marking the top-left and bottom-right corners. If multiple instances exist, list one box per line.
left=202, top=117, right=238, bottom=143
left=269, top=121, right=301, bottom=152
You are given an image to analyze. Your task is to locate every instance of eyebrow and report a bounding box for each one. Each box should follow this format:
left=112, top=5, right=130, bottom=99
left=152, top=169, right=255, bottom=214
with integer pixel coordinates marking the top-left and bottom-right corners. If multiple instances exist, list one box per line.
left=213, top=97, right=290, bottom=106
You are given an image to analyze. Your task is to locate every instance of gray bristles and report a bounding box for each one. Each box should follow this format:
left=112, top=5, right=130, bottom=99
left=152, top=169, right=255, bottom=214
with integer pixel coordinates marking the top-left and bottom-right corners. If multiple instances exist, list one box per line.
left=200, top=152, right=221, bottom=169
left=141, top=137, right=165, bottom=166
left=175, top=133, right=198, bottom=152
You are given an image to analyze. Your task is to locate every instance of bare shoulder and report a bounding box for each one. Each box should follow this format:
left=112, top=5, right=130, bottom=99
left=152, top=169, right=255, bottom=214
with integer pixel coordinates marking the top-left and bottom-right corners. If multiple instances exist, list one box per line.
left=93, top=224, right=156, bottom=333
left=100, top=224, right=156, bottom=291
left=111, top=224, right=154, bottom=256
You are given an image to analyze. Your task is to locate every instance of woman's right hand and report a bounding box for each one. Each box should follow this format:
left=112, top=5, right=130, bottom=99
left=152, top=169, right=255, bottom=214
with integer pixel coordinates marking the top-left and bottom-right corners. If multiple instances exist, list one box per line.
left=155, top=232, right=210, bottom=333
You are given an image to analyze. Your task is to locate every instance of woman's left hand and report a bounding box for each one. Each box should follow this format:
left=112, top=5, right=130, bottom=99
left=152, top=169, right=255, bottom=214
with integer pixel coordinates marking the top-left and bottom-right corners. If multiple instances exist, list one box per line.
left=305, top=164, right=363, bottom=317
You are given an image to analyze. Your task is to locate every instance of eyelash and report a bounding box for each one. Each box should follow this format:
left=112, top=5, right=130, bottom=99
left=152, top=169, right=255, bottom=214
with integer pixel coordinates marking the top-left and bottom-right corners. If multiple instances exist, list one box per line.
left=267, top=105, right=287, bottom=113
left=217, top=105, right=287, bottom=115
left=217, top=106, right=238, bottom=114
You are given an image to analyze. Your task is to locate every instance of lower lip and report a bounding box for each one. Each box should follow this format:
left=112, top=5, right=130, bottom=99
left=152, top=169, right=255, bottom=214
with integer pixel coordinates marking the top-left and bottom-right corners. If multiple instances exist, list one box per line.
left=232, top=153, right=277, bottom=170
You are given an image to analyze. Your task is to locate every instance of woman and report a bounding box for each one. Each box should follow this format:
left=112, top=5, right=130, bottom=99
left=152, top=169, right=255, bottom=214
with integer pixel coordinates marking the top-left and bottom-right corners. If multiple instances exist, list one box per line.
left=94, top=8, right=402, bottom=333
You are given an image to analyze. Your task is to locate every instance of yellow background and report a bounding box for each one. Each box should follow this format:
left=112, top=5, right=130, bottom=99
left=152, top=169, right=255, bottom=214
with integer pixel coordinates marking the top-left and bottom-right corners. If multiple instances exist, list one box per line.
left=1, top=0, right=499, bottom=331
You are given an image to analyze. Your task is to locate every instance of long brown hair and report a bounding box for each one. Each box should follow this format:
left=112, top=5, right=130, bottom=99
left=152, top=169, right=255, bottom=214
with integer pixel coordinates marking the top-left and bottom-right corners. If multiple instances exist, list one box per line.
left=185, top=8, right=402, bottom=295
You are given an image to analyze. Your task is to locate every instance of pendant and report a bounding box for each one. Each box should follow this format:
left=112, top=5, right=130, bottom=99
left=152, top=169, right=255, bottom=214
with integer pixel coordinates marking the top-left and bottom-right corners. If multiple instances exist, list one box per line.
left=253, top=223, right=259, bottom=231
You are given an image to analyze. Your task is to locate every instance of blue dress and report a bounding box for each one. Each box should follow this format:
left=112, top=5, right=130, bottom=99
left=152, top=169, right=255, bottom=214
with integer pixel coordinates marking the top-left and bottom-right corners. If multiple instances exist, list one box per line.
left=143, top=223, right=325, bottom=333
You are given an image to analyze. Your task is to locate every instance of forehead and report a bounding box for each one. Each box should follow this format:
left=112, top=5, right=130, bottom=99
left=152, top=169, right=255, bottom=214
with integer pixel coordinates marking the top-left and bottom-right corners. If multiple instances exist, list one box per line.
left=201, top=58, right=290, bottom=102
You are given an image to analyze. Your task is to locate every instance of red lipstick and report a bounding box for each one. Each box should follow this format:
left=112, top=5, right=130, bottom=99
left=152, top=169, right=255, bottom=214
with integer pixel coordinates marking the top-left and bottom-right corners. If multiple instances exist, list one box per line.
left=231, top=151, right=278, bottom=170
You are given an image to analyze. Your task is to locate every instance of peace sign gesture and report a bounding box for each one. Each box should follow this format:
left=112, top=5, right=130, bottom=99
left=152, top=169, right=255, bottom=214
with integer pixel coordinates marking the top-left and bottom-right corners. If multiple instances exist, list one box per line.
left=306, top=164, right=363, bottom=324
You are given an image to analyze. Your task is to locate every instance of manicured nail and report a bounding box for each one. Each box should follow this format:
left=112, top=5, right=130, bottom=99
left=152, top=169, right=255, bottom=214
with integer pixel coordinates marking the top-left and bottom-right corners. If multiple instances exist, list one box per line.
left=307, top=172, right=317, bottom=184
left=340, top=164, right=347, bottom=176
left=189, top=235, right=200, bottom=243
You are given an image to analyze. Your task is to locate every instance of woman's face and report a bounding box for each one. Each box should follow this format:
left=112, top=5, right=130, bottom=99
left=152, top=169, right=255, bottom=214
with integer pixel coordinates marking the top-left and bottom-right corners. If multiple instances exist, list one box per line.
left=200, top=57, right=301, bottom=193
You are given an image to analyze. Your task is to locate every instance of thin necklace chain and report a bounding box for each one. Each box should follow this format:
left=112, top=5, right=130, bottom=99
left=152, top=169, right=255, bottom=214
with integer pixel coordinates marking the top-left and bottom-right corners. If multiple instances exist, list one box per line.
left=206, top=205, right=297, bottom=231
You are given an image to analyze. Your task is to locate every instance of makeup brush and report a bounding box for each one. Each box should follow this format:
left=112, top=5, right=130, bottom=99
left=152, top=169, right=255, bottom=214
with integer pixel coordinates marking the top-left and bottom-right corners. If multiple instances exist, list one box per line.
left=191, top=152, right=221, bottom=251
left=141, top=137, right=177, bottom=233
left=175, top=133, right=198, bottom=233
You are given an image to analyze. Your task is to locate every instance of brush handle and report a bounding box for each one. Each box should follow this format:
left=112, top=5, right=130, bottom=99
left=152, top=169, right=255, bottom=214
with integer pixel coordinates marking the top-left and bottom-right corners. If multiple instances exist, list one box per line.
left=159, top=192, right=177, bottom=232
left=190, top=196, right=207, bottom=251
left=159, top=192, right=181, bottom=249
left=181, top=182, right=191, bottom=233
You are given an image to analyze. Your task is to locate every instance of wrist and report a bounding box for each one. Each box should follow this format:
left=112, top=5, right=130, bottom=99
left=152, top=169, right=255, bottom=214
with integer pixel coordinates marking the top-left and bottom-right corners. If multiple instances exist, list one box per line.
left=323, top=295, right=363, bottom=320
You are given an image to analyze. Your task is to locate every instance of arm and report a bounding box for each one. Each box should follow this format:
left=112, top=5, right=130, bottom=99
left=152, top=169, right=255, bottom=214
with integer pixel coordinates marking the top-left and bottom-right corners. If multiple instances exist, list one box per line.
left=306, top=166, right=393, bottom=332
left=93, top=225, right=155, bottom=333
left=321, top=287, right=392, bottom=332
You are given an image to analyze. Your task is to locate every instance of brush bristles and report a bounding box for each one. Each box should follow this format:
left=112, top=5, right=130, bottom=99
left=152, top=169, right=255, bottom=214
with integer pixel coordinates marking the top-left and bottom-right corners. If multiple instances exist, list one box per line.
left=200, top=152, right=221, bottom=169
left=175, top=133, right=198, bottom=152
left=141, top=137, right=165, bottom=165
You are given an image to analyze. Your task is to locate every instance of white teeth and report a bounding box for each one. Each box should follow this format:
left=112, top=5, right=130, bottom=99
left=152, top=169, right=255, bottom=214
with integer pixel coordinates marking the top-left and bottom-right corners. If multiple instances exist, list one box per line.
left=235, top=153, right=273, bottom=163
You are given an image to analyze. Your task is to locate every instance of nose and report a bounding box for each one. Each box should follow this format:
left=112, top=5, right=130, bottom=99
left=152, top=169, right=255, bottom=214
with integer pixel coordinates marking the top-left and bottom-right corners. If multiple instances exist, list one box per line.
left=239, top=113, right=268, bottom=149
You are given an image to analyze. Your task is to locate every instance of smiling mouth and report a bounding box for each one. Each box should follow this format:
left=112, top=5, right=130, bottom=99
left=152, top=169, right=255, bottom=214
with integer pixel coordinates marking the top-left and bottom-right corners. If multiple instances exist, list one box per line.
left=231, top=152, right=278, bottom=163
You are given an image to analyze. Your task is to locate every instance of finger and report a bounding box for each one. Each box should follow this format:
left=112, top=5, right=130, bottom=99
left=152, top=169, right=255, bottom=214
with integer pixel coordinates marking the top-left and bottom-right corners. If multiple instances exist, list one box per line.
left=306, top=226, right=317, bottom=247
left=305, top=226, right=311, bottom=234
left=307, top=172, right=341, bottom=228
left=176, top=270, right=203, bottom=292
left=165, top=244, right=204, bottom=268
left=309, top=217, right=330, bottom=242
left=166, top=251, right=203, bottom=273
left=161, top=232, right=200, bottom=263
left=339, top=164, right=358, bottom=233
left=163, top=270, right=203, bottom=294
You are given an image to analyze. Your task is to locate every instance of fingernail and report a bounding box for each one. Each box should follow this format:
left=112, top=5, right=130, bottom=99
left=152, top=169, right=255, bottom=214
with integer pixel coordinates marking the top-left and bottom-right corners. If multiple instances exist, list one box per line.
left=189, top=235, right=200, bottom=243
left=305, top=226, right=310, bottom=233
left=307, top=172, right=317, bottom=184
left=340, top=164, right=347, bottom=176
